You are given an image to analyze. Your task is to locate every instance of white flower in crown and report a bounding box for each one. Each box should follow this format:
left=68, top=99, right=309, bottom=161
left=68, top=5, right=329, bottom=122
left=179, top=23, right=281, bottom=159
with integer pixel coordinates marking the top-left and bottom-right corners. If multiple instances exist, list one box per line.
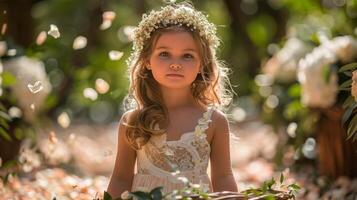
left=127, top=4, right=220, bottom=66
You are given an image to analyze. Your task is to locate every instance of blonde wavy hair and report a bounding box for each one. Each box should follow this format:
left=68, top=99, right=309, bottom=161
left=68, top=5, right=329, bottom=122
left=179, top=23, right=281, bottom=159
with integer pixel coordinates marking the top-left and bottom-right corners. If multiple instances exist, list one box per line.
left=123, top=3, right=233, bottom=150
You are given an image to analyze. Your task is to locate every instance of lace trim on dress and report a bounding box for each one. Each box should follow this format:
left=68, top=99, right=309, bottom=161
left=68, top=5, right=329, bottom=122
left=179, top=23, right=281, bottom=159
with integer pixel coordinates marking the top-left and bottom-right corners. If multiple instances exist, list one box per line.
left=135, top=106, right=215, bottom=182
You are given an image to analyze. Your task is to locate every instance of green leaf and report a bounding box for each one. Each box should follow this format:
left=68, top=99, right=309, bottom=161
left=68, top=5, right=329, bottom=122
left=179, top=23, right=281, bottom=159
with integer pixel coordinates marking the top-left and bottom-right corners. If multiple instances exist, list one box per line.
left=0, top=111, right=12, bottom=121
left=288, top=183, right=301, bottom=191
left=130, top=191, right=151, bottom=200
left=263, top=195, right=276, bottom=200
left=339, top=79, right=352, bottom=90
left=0, top=118, right=10, bottom=130
left=103, top=191, right=113, bottom=200
left=14, top=128, right=25, bottom=140
left=339, top=62, right=357, bottom=73
left=280, top=173, right=284, bottom=184
left=288, top=84, right=301, bottom=98
left=347, top=114, right=357, bottom=141
left=2, top=159, right=18, bottom=169
left=150, top=187, right=163, bottom=200
left=342, top=103, right=357, bottom=126
left=343, top=96, right=355, bottom=109
left=343, top=71, right=353, bottom=77
left=0, top=127, right=12, bottom=141
left=1, top=72, right=17, bottom=87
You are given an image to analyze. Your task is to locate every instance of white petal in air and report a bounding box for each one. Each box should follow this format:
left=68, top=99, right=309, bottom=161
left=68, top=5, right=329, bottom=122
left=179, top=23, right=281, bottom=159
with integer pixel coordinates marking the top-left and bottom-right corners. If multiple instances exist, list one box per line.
left=27, top=81, right=44, bottom=94
left=49, top=131, right=58, bottom=144
left=0, top=41, right=7, bottom=56
left=83, top=88, right=98, bottom=101
left=95, top=78, right=110, bottom=94
left=103, top=11, right=116, bottom=21
left=108, top=50, right=123, bottom=61
left=1, top=23, right=7, bottom=35
left=36, top=31, right=47, bottom=45
left=100, top=20, right=112, bottom=30
left=48, top=24, right=60, bottom=39
left=7, top=49, right=17, bottom=56
left=9, top=106, right=22, bottom=118
left=100, top=11, right=116, bottom=30
left=30, top=103, right=35, bottom=111
left=73, top=36, right=87, bottom=50
left=57, top=112, right=71, bottom=128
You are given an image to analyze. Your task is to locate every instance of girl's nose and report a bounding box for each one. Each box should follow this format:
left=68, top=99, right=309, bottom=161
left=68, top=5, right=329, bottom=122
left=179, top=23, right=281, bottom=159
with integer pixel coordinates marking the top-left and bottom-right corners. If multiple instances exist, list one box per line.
left=169, top=63, right=181, bottom=70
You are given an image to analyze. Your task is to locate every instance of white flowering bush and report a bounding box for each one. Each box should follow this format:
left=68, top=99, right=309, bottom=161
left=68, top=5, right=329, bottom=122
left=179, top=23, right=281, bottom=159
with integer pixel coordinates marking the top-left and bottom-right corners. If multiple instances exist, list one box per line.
left=256, top=33, right=357, bottom=164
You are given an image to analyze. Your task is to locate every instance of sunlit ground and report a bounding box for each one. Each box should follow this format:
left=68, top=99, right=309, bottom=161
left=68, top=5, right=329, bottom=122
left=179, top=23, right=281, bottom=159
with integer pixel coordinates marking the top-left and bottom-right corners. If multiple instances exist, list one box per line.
left=0, top=118, right=356, bottom=199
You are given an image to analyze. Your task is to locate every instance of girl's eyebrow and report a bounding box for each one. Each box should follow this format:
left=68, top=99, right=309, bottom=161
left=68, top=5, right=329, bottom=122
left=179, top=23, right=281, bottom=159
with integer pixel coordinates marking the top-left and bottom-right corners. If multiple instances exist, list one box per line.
left=155, top=46, right=197, bottom=52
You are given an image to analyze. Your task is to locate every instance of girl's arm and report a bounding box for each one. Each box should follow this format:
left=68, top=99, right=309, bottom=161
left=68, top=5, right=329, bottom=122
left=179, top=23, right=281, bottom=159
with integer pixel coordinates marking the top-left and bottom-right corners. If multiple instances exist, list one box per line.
left=210, top=110, right=238, bottom=192
left=107, top=111, right=137, bottom=199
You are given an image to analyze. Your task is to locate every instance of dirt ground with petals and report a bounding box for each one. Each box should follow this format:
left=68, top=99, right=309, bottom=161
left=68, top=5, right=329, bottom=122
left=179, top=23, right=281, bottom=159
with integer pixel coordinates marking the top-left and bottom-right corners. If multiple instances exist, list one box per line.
left=0, top=120, right=356, bottom=200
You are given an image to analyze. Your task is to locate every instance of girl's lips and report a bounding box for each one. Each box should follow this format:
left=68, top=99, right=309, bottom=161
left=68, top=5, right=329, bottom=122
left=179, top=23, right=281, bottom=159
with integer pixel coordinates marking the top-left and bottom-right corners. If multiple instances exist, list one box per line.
left=166, top=74, right=184, bottom=77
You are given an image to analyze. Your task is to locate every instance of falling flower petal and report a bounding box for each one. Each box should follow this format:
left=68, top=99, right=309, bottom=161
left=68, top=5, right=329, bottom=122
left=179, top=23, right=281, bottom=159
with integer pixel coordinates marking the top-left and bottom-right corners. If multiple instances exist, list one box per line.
left=0, top=41, right=7, bottom=56
left=27, top=81, right=44, bottom=94
left=36, top=31, right=47, bottom=45
left=117, top=26, right=135, bottom=42
left=83, top=88, right=98, bottom=101
left=68, top=133, right=76, bottom=145
left=30, top=103, right=35, bottom=111
left=8, top=106, right=22, bottom=118
left=48, top=24, right=60, bottom=39
left=171, top=169, right=180, bottom=176
left=287, top=122, right=297, bottom=138
left=108, top=50, right=123, bottom=61
left=177, top=176, right=189, bottom=184
left=100, top=11, right=116, bottom=30
left=1, top=23, right=7, bottom=35
left=7, top=49, right=16, bottom=56
left=49, top=131, right=58, bottom=144
left=73, top=36, right=87, bottom=50
left=57, top=112, right=71, bottom=128
left=103, top=11, right=116, bottom=21
left=100, top=20, right=112, bottom=30
left=95, top=78, right=110, bottom=94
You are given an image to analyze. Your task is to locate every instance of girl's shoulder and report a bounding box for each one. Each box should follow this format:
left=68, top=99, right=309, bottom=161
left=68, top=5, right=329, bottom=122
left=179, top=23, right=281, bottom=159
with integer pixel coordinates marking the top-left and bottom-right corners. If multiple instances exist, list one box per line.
left=209, top=107, right=229, bottom=132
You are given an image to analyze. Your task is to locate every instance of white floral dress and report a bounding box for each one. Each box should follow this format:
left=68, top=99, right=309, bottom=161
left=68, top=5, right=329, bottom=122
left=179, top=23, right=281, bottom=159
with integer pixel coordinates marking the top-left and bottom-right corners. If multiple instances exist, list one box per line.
left=131, top=106, right=215, bottom=194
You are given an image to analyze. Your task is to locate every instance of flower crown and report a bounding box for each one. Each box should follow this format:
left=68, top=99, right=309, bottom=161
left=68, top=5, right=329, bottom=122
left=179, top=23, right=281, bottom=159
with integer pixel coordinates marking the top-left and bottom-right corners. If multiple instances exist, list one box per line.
left=127, top=3, right=220, bottom=66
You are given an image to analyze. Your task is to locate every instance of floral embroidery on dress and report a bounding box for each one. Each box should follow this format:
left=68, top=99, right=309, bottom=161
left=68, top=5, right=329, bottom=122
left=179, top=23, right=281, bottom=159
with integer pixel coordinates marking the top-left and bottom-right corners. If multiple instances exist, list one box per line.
left=132, top=106, right=216, bottom=192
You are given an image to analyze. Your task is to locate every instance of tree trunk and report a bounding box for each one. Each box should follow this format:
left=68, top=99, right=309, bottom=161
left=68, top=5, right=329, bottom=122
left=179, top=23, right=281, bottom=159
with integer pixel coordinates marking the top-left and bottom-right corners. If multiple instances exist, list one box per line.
left=316, top=105, right=357, bottom=178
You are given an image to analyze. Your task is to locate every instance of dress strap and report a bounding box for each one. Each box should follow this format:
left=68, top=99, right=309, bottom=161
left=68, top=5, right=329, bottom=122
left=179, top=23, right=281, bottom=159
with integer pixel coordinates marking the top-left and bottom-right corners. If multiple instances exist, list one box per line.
left=194, top=106, right=215, bottom=137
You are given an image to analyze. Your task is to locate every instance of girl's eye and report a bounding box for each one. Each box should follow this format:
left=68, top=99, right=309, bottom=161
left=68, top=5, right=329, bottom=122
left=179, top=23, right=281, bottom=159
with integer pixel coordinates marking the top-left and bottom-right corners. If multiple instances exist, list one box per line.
left=159, top=52, right=170, bottom=57
left=183, top=54, right=194, bottom=59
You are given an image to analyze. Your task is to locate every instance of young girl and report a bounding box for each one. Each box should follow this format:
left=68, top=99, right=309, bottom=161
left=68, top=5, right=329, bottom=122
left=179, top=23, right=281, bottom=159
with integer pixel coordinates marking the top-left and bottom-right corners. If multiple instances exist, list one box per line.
left=107, top=3, right=238, bottom=198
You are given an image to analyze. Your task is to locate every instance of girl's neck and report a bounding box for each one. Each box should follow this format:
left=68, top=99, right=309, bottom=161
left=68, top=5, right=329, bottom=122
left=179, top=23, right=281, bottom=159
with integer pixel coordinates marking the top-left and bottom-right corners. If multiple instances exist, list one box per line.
left=160, top=86, right=198, bottom=110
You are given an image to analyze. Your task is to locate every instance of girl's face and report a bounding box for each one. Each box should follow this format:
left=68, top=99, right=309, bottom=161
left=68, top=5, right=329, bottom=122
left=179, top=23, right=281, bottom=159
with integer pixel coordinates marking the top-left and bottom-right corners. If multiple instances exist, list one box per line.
left=148, top=31, right=201, bottom=90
